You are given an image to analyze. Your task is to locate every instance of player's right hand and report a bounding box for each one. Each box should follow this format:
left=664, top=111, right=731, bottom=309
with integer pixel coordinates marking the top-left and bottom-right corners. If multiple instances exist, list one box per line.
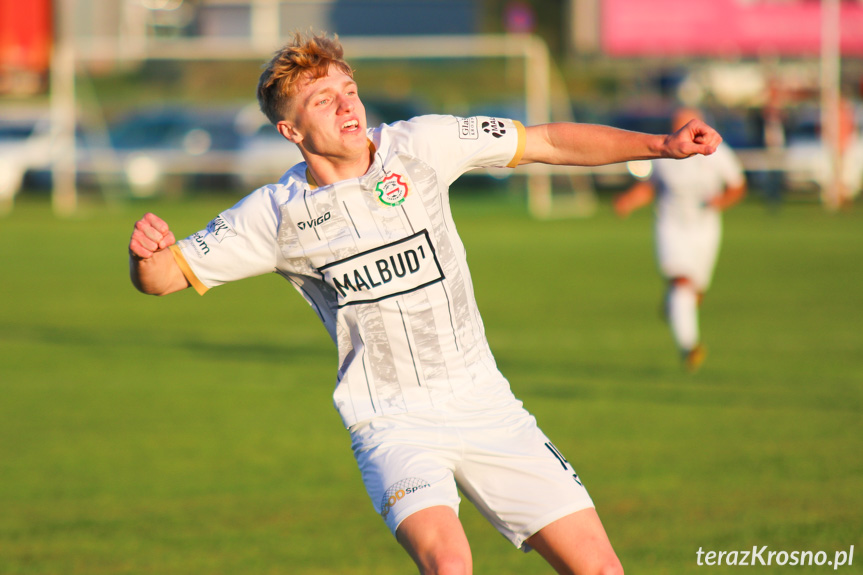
left=662, top=119, right=722, bottom=159
left=129, top=213, right=176, bottom=260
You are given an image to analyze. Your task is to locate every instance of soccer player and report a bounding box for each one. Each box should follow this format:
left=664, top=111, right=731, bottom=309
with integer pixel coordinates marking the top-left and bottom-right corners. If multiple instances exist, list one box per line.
left=614, top=108, right=746, bottom=372
left=129, top=32, right=722, bottom=575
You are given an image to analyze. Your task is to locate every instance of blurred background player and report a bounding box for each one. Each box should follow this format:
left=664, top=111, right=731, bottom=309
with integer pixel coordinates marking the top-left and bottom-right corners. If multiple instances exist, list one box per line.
left=821, top=97, right=863, bottom=207
left=614, top=107, right=746, bottom=372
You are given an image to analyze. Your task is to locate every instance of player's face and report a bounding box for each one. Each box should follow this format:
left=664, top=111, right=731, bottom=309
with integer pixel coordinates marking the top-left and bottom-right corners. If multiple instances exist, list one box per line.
left=283, top=67, right=368, bottom=162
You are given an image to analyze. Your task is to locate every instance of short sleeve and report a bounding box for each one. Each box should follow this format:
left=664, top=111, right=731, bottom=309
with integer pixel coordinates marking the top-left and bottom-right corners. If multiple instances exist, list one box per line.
left=383, top=115, right=525, bottom=186
left=173, top=187, right=281, bottom=294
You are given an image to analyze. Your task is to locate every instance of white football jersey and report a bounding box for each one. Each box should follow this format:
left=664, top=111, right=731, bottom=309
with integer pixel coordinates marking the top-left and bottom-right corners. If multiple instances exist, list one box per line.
left=171, top=115, right=526, bottom=428
left=651, top=142, right=745, bottom=224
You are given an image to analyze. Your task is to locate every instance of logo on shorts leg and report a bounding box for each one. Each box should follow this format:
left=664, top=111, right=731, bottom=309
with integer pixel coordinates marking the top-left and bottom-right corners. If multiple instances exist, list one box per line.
left=546, top=442, right=583, bottom=486
left=380, top=477, right=431, bottom=519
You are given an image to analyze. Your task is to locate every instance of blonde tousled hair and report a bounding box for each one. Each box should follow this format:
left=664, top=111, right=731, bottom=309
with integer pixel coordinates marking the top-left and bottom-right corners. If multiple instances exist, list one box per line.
left=256, top=31, right=354, bottom=124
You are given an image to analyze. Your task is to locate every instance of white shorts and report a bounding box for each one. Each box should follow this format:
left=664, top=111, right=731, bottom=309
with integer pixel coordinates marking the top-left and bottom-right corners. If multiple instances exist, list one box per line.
left=655, top=215, right=721, bottom=290
left=348, top=383, right=595, bottom=550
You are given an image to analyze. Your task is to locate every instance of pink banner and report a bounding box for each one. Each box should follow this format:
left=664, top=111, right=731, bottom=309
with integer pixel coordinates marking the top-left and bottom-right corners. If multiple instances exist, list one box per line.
left=602, top=0, right=863, bottom=56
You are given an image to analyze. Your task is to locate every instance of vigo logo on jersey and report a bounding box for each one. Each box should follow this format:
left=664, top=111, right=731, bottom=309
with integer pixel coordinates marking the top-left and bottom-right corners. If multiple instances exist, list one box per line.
left=297, top=211, right=331, bottom=230
left=320, top=230, right=444, bottom=307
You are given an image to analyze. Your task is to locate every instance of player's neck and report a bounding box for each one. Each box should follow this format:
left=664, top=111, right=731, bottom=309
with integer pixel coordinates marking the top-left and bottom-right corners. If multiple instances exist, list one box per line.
left=305, top=141, right=374, bottom=187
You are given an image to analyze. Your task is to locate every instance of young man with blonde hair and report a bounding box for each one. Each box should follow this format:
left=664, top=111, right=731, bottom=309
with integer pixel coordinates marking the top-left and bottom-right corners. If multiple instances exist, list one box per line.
left=130, top=31, right=722, bottom=575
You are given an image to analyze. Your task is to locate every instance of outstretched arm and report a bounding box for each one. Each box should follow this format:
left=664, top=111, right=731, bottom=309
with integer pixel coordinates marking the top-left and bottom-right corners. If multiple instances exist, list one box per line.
left=519, top=119, right=722, bottom=167
left=129, top=212, right=190, bottom=296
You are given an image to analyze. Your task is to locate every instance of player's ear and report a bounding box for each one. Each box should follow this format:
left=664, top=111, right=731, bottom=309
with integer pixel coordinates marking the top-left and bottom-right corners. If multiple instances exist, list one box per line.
left=277, top=120, right=302, bottom=144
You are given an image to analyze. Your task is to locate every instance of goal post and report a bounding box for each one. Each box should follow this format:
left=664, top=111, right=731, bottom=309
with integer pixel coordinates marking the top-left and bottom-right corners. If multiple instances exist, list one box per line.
left=54, top=33, right=593, bottom=217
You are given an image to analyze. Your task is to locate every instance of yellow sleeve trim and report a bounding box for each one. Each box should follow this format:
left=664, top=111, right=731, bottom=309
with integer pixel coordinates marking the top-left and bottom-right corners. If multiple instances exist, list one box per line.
left=169, top=244, right=209, bottom=295
left=506, top=121, right=526, bottom=168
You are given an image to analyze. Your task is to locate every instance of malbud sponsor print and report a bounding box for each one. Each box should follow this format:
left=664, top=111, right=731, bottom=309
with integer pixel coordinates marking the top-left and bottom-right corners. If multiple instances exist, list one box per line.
left=320, top=230, right=444, bottom=307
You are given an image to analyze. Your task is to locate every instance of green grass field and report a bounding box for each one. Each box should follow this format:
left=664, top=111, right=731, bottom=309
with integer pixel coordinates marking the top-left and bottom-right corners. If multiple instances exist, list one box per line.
left=1, top=190, right=861, bottom=574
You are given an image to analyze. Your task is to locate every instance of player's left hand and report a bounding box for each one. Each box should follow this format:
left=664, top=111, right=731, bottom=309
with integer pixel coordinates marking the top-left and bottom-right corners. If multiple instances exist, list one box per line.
left=129, top=212, right=176, bottom=261
left=661, top=119, right=722, bottom=159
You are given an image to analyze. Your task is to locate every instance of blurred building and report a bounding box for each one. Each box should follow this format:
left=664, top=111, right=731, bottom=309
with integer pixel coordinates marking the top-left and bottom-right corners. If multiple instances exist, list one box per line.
left=197, top=0, right=479, bottom=38
left=569, top=0, right=863, bottom=57
left=0, top=0, right=52, bottom=95
left=75, top=0, right=478, bottom=45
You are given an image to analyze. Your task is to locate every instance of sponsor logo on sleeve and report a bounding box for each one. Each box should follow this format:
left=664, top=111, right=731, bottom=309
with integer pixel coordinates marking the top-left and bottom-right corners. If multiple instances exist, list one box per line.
left=457, top=116, right=479, bottom=140
left=481, top=118, right=507, bottom=138
left=319, top=229, right=444, bottom=307
left=189, top=231, right=210, bottom=258
left=206, top=216, right=237, bottom=243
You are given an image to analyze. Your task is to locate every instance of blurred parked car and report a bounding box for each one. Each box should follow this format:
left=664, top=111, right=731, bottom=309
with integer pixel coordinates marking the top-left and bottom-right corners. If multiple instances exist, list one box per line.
left=782, top=104, right=863, bottom=198
left=26, top=106, right=246, bottom=197
left=0, top=108, right=52, bottom=210
left=232, top=104, right=304, bottom=190
left=97, top=106, right=243, bottom=196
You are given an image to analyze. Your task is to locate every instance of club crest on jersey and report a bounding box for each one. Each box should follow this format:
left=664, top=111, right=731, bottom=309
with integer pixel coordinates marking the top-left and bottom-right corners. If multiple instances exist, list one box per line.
left=375, top=173, right=409, bottom=206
